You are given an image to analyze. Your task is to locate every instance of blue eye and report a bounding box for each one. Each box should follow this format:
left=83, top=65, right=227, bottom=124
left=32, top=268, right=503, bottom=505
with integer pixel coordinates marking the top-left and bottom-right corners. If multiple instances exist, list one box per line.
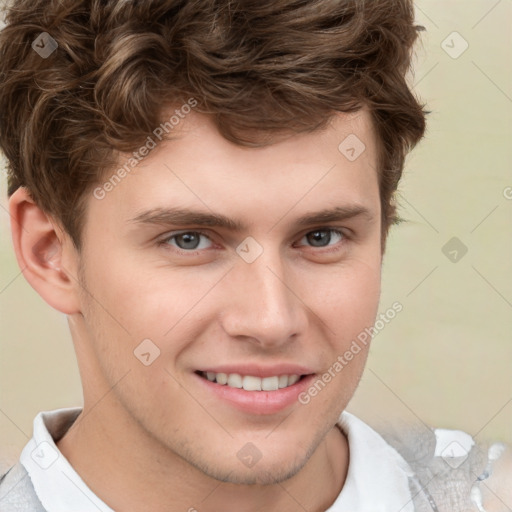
left=163, top=231, right=213, bottom=251
left=298, top=229, right=344, bottom=248
left=159, top=227, right=347, bottom=255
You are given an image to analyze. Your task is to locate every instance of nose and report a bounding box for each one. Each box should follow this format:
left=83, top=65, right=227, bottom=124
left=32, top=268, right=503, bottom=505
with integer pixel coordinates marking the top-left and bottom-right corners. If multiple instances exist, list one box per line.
left=219, top=247, right=308, bottom=349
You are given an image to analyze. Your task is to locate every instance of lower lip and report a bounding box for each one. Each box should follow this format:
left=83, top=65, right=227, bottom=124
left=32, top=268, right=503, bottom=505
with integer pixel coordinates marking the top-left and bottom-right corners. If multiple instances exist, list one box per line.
left=194, top=373, right=316, bottom=415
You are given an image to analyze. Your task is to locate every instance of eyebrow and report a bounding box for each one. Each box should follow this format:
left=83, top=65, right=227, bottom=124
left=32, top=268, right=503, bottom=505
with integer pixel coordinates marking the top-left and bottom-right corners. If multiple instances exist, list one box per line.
left=129, top=204, right=375, bottom=231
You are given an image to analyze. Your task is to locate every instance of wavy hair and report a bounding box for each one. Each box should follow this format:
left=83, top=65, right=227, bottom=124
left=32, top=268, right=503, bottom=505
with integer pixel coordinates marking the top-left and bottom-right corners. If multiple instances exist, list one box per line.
left=0, top=0, right=428, bottom=250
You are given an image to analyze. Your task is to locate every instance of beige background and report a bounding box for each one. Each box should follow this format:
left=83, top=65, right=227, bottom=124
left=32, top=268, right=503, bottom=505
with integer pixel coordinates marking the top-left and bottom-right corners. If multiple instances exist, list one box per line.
left=1, top=0, right=511, bottom=472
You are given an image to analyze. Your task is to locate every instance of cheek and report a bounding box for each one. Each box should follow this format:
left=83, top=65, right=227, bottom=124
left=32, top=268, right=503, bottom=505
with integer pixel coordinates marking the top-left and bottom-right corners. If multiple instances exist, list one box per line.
left=300, top=255, right=381, bottom=335
left=80, top=250, right=218, bottom=361
left=298, top=261, right=379, bottom=416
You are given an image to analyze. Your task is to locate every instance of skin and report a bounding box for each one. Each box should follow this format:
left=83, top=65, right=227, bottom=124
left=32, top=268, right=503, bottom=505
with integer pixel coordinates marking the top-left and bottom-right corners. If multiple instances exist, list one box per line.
left=10, top=107, right=384, bottom=511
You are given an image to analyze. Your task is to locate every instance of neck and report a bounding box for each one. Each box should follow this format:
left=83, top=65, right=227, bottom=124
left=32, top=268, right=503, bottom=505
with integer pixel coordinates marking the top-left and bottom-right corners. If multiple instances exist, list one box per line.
left=57, top=397, right=349, bottom=512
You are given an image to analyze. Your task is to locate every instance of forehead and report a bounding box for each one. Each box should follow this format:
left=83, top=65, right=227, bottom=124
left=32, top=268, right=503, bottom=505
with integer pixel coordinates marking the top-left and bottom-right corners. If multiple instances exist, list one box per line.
left=88, top=108, right=380, bottom=228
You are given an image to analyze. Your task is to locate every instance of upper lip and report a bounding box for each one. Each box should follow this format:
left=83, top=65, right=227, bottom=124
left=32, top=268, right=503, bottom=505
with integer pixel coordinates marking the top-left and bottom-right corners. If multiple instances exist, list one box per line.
left=196, top=364, right=315, bottom=378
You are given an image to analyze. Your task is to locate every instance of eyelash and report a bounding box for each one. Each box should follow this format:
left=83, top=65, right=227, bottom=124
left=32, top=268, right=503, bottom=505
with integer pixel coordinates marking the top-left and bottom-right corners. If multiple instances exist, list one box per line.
left=157, top=227, right=350, bottom=255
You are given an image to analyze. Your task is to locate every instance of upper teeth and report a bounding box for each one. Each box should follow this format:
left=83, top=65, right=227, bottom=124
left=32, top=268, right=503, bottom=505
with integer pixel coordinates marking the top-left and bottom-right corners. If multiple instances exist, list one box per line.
left=204, top=372, right=301, bottom=391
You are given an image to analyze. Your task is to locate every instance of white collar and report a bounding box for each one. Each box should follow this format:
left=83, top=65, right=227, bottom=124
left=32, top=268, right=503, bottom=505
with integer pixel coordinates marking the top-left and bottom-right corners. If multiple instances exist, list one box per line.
left=20, top=408, right=414, bottom=512
left=20, top=407, right=114, bottom=512
left=327, top=411, right=415, bottom=511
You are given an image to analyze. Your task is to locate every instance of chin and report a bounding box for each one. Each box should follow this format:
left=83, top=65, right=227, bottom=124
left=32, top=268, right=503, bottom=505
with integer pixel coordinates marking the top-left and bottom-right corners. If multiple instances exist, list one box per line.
left=184, top=447, right=311, bottom=486
left=210, top=460, right=307, bottom=486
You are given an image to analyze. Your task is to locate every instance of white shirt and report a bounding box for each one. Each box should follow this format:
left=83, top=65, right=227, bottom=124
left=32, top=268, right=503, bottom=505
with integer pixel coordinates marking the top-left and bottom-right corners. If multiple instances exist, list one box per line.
left=19, top=408, right=415, bottom=512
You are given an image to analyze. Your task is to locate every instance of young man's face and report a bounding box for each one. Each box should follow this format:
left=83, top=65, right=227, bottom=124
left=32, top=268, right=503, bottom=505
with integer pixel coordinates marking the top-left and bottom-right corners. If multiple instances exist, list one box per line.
left=71, top=108, right=382, bottom=484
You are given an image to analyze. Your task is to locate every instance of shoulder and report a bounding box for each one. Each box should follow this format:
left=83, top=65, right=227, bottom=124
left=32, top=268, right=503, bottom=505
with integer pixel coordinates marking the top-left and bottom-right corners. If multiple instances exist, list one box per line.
left=478, top=443, right=512, bottom=511
left=380, top=421, right=512, bottom=511
left=0, top=462, right=46, bottom=511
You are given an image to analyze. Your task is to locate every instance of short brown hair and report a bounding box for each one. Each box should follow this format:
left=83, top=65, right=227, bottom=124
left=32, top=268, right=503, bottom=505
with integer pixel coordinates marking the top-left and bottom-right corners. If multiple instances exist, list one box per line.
left=0, top=0, right=427, bottom=251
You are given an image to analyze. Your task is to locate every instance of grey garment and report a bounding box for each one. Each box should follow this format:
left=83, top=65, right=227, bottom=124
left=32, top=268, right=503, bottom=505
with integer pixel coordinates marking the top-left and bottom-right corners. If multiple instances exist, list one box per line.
left=0, top=462, right=46, bottom=511
left=382, top=423, right=488, bottom=512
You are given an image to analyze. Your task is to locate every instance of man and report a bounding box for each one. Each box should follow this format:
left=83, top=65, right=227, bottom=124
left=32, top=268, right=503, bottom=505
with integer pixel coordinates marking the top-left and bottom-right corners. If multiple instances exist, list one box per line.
left=0, top=0, right=509, bottom=510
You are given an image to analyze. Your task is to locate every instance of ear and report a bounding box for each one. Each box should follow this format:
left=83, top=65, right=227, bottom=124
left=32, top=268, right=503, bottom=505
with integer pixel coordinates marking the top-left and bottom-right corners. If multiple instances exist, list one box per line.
left=8, top=187, right=81, bottom=315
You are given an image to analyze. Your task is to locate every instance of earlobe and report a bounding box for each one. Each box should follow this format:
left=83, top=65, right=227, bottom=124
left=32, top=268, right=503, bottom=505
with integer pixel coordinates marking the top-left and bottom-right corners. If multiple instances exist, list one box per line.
left=8, top=187, right=81, bottom=315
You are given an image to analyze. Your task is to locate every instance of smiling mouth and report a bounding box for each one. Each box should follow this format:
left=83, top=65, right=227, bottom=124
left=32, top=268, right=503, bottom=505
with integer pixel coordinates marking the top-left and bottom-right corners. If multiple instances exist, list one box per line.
left=196, top=371, right=309, bottom=391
